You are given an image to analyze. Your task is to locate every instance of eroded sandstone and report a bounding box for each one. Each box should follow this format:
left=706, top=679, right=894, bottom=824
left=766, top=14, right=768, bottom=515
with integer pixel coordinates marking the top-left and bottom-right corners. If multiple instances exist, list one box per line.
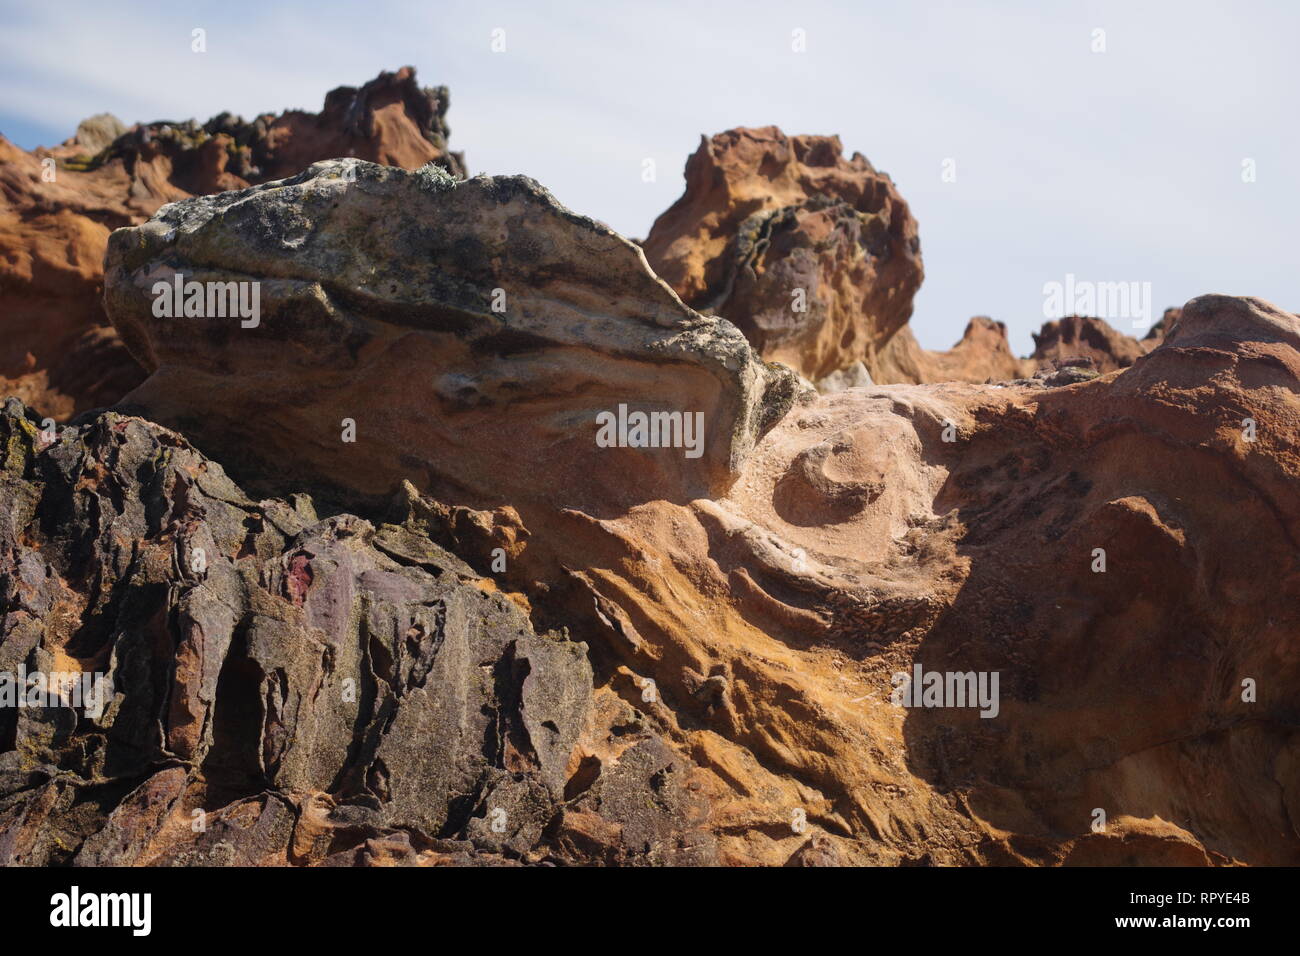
left=0, top=68, right=463, bottom=422
left=105, top=159, right=798, bottom=511
left=643, top=126, right=924, bottom=383
left=94, top=153, right=1300, bottom=866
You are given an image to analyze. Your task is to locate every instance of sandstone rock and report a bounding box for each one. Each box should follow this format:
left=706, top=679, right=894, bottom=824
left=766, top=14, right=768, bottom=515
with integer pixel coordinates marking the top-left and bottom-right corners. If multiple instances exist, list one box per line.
left=13, top=79, right=1300, bottom=867
left=99, top=143, right=1300, bottom=866
left=0, top=68, right=464, bottom=423
left=527, top=293, right=1300, bottom=865
left=105, top=159, right=798, bottom=510
left=643, top=127, right=923, bottom=382
left=879, top=312, right=1169, bottom=388
left=1029, top=314, right=1146, bottom=373
left=640, top=128, right=1039, bottom=388
left=875, top=317, right=1034, bottom=385
left=209, top=66, right=466, bottom=183
left=72, top=113, right=126, bottom=155
left=0, top=398, right=713, bottom=866
left=1143, top=306, right=1183, bottom=348
left=0, top=137, right=145, bottom=420
left=815, top=360, right=873, bottom=394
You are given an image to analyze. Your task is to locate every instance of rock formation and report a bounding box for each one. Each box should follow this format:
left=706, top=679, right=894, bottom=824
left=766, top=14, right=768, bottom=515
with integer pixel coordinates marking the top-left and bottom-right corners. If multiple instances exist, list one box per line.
left=642, top=127, right=924, bottom=383
left=104, top=160, right=797, bottom=511
left=85, top=151, right=1300, bottom=865
left=2, top=84, right=1296, bottom=867
left=0, top=400, right=712, bottom=865
left=875, top=318, right=1033, bottom=385
left=1029, top=314, right=1148, bottom=373
left=1143, top=306, right=1183, bottom=348
left=639, top=125, right=1197, bottom=389
left=0, top=67, right=463, bottom=423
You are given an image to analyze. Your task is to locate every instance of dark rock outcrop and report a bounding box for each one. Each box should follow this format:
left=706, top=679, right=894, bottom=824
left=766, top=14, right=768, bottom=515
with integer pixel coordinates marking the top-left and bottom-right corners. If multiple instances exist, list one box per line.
left=0, top=398, right=714, bottom=866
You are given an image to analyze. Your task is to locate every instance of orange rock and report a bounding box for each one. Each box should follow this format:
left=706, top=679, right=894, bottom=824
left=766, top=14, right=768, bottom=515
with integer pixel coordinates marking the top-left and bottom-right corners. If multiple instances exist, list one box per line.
left=101, top=146, right=1300, bottom=864
left=876, top=318, right=1034, bottom=385
left=643, top=126, right=923, bottom=382
left=0, top=67, right=464, bottom=421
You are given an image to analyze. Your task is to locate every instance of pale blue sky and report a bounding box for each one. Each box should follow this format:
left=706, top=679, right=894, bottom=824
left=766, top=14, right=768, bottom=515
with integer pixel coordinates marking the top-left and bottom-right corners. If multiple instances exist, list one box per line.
left=2, top=0, right=1295, bottom=353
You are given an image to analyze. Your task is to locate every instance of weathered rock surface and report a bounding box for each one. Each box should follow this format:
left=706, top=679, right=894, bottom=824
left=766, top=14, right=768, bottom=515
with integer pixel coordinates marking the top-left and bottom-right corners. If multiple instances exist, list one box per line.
left=1029, top=314, right=1148, bottom=373
left=1143, top=306, right=1183, bottom=349
left=3, top=71, right=1296, bottom=867
left=72, top=114, right=127, bottom=155
left=105, top=159, right=797, bottom=511
left=639, top=127, right=1207, bottom=390
left=96, top=150, right=1300, bottom=866
left=0, top=399, right=714, bottom=866
left=0, top=68, right=463, bottom=423
left=534, top=293, right=1300, bottom=865
left=643, top=127, right=924, bottom=382
left=875, top=317, right=1034, bottom=385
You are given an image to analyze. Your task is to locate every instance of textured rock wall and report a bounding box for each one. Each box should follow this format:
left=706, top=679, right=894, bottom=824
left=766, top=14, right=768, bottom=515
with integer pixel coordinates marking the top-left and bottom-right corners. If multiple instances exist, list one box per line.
left=0, top=68, right=463, bottom=423
left=104, top=159, right=797, bottom=511
left=640, top=125, right=1184, bottom=389
left=92, top=151, right=1300, bottom=866
left=3, top=86, right=1297, bottom=866
left=0, top=400, right=713, bottom=866
left=643, top=127, right=924, bottom=382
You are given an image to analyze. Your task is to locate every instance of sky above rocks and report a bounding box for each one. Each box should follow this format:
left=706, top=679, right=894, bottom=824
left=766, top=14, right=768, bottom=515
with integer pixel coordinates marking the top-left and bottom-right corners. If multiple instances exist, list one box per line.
left=1, top=0, right=1295, bottom=354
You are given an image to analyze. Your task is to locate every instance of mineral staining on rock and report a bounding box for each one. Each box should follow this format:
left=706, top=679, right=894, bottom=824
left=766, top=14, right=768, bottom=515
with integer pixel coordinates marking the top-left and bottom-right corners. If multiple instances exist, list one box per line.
left=3, top=86, right=1298, bottom=867
left=94, top=148, right=1300, bottom=866
left=0, top=399, right=713, bottom=866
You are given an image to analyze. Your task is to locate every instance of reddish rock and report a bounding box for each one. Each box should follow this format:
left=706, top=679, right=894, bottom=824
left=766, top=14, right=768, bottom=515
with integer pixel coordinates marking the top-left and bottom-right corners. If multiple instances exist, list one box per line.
left=875, top=317, right=1033, bottom=385
left=6, top=79, right=1298, bottom=868
left=0, top=67, right=463, bottom=422
left=643, top=126, right=923, bottom=382
left=1029, top=314, right=1147, bottom=373
left=226, top=66, right=465, bottom=183
left=98, top=159, right=1300, bottom=865
left=1142, top=306, right=1183, bottom=349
